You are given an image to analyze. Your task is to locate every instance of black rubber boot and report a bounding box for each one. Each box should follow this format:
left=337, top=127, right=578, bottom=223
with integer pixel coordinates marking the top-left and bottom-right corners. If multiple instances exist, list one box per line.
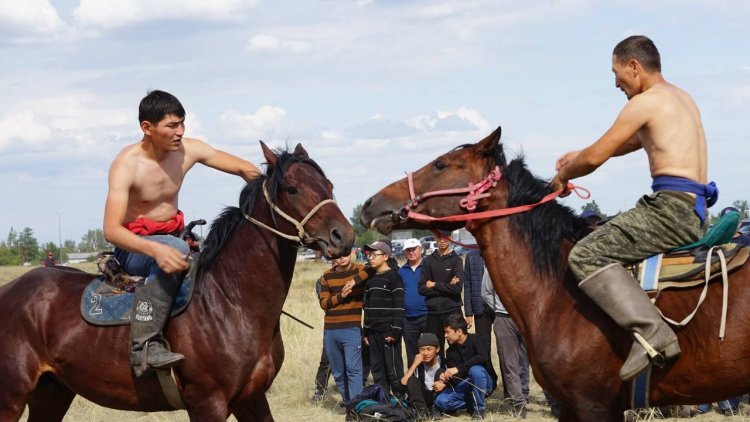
left=579, top=263, right=680, bottom=381
left=130, top=273, right=185, bottom=377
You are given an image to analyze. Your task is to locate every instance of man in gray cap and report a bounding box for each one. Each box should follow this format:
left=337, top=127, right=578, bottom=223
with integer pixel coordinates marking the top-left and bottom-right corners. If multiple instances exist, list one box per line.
left=401, top=333, right=447, bottom=420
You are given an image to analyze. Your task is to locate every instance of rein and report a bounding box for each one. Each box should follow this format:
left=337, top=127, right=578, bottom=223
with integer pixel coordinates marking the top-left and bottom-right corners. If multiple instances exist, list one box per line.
left=243, top=181, right=336, bottom=245
left=401, top=165, right=590, bottom=224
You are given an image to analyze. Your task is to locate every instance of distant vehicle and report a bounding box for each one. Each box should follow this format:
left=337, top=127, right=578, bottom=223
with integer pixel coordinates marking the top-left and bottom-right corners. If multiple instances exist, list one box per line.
left=296, top=248, right=317, bottom=262
left=421, top=241, right=437, bottom=256
left=738, top=224, right=750, bottom=236
left=454, top=245, right=476, bottom=256
left=419, top=236, right=435, bottom=244
left=391, top=239, right=405, bottom=258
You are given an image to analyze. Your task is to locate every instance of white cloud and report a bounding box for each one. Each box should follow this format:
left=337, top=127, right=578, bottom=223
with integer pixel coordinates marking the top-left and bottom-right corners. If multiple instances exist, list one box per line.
left=0, top=112, right=52, bottom=149
left=219, top=105, right=287, bottom=140
left=74, top=0, right=258, bottom=29
left=246, top=33, right=310, bottom=54
left=407, top=108, right=487, bottom=133
left=0, top=93, right=131, bottom=153
left=0, top=0, right=63, bottom=32
left=0, top=0, right=67, bottom=40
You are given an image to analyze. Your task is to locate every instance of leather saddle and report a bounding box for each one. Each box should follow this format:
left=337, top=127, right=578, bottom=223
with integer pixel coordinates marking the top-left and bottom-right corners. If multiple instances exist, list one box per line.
left=80, top=252, right=198, bottom=326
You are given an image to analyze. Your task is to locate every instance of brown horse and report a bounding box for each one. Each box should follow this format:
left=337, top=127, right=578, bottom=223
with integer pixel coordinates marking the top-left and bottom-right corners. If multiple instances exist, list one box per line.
left=359, top=127, right=750, bottom=421
left=0, top=143, right=353, bottom=422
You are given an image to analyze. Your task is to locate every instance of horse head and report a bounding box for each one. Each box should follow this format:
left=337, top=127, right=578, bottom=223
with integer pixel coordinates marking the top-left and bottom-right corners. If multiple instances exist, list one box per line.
left=255, top=141, right=354, bottom=258
left=360, top=126, right=505, bottom=234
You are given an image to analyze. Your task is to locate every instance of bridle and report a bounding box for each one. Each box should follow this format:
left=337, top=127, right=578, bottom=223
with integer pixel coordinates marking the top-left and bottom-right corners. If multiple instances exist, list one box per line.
left=243, top=180, right=336, bottom=245
left=397, top=165, right=589, bottom=225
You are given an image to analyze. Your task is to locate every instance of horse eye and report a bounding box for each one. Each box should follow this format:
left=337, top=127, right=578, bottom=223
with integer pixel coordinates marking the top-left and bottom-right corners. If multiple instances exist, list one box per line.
left=286, top=186, right=298, bottom=194
left=434, top=160, right=447, bottom=170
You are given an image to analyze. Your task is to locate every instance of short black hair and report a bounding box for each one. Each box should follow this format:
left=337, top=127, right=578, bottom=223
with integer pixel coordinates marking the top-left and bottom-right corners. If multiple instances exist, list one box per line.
left=138, top=90, right=186, bottom=124
left=443, top=313, right=468, bottom=334
left=613, top=35, right=661, bottom=73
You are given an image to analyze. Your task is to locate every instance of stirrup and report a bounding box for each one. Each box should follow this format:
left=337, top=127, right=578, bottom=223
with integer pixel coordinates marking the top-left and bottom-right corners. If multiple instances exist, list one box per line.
left=632, top=333, right=680, bottom=368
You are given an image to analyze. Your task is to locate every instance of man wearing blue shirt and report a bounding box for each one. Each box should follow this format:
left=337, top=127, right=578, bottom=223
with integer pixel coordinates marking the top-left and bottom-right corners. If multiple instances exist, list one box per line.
left=399, top=238, right=428, bottom=367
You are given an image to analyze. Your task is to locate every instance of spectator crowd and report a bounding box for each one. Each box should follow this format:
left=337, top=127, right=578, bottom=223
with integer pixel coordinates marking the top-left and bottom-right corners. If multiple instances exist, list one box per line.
left=313, top=231, right=546, bottom=420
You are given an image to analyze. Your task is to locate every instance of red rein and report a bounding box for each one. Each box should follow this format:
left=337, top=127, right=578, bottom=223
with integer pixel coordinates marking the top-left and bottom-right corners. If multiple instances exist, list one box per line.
left=403, top=165, right=590, bottom=226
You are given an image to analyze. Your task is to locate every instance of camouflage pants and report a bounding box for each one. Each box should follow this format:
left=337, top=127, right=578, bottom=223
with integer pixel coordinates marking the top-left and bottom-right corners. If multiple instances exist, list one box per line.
left=569, top=191, right=705, bottom=281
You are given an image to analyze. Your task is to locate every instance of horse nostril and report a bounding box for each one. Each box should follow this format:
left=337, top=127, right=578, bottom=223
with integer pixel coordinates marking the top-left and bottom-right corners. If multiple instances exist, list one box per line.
left=363, top=197, right=373, bottom=209
left=330, top=228, right=342, bottom=245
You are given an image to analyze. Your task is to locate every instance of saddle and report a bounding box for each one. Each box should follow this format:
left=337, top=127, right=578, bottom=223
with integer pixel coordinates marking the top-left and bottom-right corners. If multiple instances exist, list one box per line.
left=80, top=252, right=198, bottom=326
left=626, top=210, right=749, bottom=340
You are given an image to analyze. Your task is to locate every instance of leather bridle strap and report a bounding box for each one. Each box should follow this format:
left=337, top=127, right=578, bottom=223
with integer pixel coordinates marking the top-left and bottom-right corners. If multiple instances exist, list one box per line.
left=406, top=185, right=589, bottom=223
left=244, top=181, right=337, bottom=245
left=404, top=166, right=503, bottom=213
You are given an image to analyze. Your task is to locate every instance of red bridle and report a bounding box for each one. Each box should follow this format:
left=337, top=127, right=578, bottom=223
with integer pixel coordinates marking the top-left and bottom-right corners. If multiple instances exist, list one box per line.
left=400, top=166, right=590, bottom=224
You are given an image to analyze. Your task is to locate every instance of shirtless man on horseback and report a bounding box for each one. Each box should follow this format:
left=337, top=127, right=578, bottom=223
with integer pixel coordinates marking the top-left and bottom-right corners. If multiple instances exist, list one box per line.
left=103, top=90, right=260, bottom=376
left=550, top=35, right=717, bottom=381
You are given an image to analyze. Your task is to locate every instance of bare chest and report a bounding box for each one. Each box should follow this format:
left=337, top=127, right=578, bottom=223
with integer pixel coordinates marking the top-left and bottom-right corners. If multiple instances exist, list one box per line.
left=130, top=158, right=186, bottom=204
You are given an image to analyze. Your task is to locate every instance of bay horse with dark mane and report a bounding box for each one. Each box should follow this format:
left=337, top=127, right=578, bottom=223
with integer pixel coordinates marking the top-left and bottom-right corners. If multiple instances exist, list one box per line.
left=359, top=127, right=750, bottom=421
left=0, top=143, right=353, bottom=422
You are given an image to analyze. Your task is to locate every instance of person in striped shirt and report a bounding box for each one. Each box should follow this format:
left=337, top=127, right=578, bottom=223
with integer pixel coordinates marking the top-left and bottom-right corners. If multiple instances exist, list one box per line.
left=319, top=252, right=371, bottom=402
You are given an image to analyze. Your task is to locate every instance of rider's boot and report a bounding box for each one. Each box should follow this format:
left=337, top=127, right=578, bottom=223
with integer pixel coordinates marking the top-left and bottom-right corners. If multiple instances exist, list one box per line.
left=130, top=272, right=185, bottom=377
left=579, top=263, right=681, bottom=381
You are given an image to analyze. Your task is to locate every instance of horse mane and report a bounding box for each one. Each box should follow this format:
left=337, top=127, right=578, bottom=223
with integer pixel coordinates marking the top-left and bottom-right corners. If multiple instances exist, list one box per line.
left=492, top=144, right=590, bottom=277
left=196, top=148, right=326, bottom=281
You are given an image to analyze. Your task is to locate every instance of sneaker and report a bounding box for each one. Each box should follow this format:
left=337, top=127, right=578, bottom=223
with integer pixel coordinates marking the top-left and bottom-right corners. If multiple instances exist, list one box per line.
left=430, top=408, right=443, bottom=420
left=411, top=402, right=430, bottom=421
left=310, top=390, right=324, bottom=402
left=514, top=405, right=528, bottom=419
left=334, top=405, right=348, bottom=415
left=722, top=407, right=739, bottom=416
left=471, top=409, right=485, bottom=420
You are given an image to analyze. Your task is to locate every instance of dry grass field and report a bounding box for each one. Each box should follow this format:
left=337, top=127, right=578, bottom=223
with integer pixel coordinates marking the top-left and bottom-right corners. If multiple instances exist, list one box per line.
left=0, top=262, right=746, bottom=421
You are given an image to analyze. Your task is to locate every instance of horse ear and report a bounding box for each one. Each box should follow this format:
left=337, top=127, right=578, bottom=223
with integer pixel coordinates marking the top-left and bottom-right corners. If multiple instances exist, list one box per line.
left=293, top=143, right=309, bottom=158
left=476, top=126, right=502, bottom=156
left=260, top=141, right=278, bottom=168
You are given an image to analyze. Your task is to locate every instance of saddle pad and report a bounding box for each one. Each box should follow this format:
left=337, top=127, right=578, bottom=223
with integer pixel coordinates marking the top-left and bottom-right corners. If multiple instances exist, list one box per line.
left=658, top=246, right=750, bottom=290
left=81, top=275, right=195, bottom=326
left=632, top=244, right=748, bottom=290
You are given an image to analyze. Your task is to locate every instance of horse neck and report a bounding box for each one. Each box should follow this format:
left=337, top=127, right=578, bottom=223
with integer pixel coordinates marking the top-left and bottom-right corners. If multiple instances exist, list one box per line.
left=472, top=215, right=574, bottom=338
left=202, top=197, right=298, bottom=310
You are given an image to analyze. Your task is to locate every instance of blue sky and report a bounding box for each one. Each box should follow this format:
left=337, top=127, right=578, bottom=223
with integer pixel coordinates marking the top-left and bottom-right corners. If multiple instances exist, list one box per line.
left=1, top=0, right=748, bottom=245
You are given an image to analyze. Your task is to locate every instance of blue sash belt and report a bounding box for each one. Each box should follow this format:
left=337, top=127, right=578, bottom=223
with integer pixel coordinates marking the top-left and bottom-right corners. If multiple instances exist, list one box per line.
left=651, top=175, right=718, bottom=226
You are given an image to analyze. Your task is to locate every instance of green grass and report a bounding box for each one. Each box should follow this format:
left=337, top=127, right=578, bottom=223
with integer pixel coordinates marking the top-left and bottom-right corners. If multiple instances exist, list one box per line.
left=0, top=262, right=745, bottom=421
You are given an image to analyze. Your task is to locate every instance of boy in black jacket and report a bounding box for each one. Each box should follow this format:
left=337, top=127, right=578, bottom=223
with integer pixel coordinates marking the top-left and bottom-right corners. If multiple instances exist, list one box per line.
left=363, top=240, right=405, bottom=396
left=435, top=313, right=496, bottom=420
left=401, top=333, right=447, bottom=420
left=418, top=230, right=464, bottom=356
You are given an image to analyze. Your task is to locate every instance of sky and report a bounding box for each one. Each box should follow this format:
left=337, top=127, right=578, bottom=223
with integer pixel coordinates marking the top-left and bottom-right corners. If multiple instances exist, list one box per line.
left=0, top=0, right=749, bottom=246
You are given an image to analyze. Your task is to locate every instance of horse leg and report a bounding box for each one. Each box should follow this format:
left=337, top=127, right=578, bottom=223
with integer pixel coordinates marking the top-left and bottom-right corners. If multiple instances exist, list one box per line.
left=26, top=373, right=76, bottom=422
left=0, top=390, right=26, bottom=422
left=230, top=395, right=274, bottom=422
left=558, top=405, right=579, bottom=422
left=0, top=362, right=37, bottom=421
left=572, top=403, right=623, bottom=422
left=186, top=396, right=230, bottom=422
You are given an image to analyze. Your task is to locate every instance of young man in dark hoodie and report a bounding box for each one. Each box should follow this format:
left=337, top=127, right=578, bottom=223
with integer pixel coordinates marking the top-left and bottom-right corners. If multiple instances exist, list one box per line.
left=435, top=313, right=496, bottom=420
left=363, top=240, right=405, bottom=396
left=401, top=333, right=448, bottom=420
left=418, top=230, right=463, bottom=357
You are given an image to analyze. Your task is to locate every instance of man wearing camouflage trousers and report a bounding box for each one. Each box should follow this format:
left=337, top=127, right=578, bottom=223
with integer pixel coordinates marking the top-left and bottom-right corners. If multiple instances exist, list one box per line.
left=550, top=35, right=717, bottom=381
